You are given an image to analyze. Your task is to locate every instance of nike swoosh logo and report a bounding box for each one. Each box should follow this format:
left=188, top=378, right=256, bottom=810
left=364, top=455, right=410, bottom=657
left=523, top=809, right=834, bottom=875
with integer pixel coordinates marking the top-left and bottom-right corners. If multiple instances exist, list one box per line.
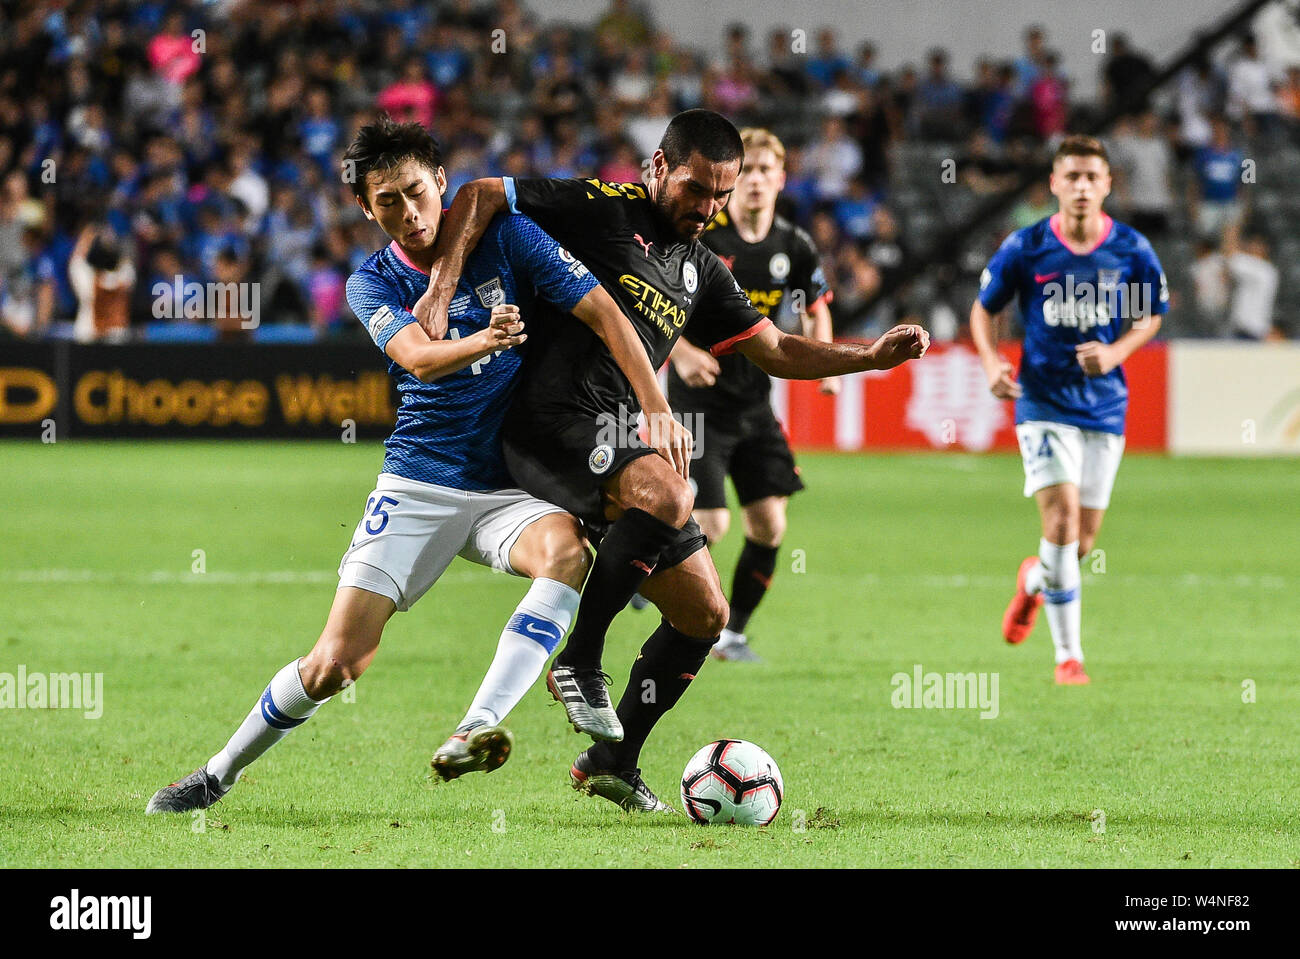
left=1035, top=272, right=1061, bottom=283
left=524, top=622, right=561, bottom=641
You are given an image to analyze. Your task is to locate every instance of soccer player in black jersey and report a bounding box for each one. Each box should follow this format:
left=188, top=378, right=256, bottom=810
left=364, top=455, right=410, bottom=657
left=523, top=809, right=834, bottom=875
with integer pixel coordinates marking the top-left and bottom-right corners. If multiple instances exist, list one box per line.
left=667, top=127, right=837, bottom=663
left=416, top=110, right=929, bottom=813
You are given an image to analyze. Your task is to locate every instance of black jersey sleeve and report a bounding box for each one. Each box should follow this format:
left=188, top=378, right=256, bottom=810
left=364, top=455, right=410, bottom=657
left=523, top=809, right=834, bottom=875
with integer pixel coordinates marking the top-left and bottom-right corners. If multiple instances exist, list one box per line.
left=504, top=176, right=638, bottom=241
left=691, top=247, right=773, bottom=356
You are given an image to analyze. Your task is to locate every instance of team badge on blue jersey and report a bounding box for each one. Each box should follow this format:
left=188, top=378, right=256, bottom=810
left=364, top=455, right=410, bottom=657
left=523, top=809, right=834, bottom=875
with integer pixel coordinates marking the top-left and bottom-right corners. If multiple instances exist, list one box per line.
left=475, top=277, right=505, bottom=308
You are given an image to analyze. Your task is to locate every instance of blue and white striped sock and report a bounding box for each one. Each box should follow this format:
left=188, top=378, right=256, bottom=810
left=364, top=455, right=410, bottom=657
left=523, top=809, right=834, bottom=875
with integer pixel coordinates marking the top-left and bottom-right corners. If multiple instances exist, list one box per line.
left=1038, top=539, right=1083, bottom=664
left=458, top=578, right=580, bottom=731
left=207, top=659, right=329, bottom=790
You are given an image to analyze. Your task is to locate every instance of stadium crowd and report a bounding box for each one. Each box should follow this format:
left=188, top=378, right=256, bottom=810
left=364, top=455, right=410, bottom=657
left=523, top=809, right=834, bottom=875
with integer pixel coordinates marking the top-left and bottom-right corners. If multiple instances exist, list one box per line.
left=1, top=0, right=1296, bottom=343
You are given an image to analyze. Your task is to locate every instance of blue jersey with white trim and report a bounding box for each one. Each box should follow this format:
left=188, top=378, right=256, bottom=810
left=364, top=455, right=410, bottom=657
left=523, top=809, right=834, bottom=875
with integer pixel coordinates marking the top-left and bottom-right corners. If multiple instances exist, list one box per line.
left=345, top=214, right=597, bottom=490
left=978, top=214, right=1168, bottom=435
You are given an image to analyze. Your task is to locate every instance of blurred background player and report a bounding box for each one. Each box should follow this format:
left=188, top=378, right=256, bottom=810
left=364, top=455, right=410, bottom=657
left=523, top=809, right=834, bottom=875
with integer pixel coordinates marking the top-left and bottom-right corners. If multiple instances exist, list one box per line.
left=970, top=135, right=1168, bottom=685
left=146, top=117, right=678, bottom=812
left=665, top=127, right=836, bottom=662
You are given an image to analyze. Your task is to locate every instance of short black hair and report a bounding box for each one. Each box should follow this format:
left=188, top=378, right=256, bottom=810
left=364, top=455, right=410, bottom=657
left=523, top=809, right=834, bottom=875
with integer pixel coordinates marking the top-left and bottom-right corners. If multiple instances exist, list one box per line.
left=342, top=115, right=443, bottom=202
left=658, top=109, right=744, bottom=172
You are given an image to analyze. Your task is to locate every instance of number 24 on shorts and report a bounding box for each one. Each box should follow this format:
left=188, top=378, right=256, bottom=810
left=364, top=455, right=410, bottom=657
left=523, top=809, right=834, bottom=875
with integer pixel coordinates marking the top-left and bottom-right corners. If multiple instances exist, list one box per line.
left=364, top=495, right=399, bottom=534
left=1021, top=433, right=1054, bottom=460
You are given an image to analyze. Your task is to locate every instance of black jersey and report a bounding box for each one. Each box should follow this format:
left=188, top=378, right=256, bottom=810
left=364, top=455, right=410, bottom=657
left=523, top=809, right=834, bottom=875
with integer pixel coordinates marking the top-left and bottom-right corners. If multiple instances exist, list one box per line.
left=669, top=210, right=831, bottom=413
left=501, top=176, right=771, bottom=418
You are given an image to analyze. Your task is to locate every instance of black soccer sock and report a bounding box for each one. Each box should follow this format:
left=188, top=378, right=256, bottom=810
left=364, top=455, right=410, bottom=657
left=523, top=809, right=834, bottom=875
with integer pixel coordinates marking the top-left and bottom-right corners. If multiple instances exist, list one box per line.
left=554, top=508, right=683, bottom=670
left=588, top=620, right=713, bottom=771
left=726, top=539, right=779, bottom=634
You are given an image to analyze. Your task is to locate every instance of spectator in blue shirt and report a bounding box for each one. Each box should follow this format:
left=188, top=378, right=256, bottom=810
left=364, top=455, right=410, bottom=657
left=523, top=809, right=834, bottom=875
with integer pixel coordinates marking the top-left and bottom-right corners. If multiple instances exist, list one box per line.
left=807, top=28, right=850, bottom=90
left=1190, top=115, right=1246, bottom=241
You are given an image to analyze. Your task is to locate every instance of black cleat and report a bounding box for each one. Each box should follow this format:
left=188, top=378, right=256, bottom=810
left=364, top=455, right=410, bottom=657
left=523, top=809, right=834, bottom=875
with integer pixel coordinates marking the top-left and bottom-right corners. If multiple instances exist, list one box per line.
left=145, top=766, right=228, bottom=814
left=547, top=665, right=623, bottom=742
left=569, top=748, right=676, bottom=814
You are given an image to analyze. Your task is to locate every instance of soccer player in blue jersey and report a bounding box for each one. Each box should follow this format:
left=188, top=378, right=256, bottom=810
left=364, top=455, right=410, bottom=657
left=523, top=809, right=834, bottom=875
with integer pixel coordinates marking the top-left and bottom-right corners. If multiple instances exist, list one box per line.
left=970, top=135, right=1168, bottom=685
left=146, top=118, right=688, bottom=814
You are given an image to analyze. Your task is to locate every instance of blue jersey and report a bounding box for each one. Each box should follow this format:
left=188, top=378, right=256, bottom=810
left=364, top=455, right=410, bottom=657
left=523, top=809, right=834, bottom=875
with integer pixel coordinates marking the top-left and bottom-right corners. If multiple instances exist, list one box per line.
left=345, top=214, right=597, bottom=490
left=978, top=214, right=1168, bottom=435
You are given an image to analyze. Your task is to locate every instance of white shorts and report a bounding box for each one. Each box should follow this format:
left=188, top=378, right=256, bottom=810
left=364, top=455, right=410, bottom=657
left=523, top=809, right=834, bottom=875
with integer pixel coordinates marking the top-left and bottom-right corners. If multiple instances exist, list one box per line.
left=1015, top=421, right=1125, bottom=510
left=337, top=473, right=567, bottom=611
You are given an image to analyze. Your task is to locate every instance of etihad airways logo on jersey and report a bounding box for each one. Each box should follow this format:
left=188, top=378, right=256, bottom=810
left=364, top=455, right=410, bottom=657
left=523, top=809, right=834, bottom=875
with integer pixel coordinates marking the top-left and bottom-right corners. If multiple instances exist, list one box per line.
left=1041, top=273, right=1164, bottom=330
left=619, top=274, right=686, bottom=336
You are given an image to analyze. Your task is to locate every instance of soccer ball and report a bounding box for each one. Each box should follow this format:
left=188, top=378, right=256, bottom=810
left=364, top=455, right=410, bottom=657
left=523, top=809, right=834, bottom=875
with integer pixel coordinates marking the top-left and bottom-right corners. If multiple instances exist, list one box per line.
left=680, top=739, right=784, bottom=825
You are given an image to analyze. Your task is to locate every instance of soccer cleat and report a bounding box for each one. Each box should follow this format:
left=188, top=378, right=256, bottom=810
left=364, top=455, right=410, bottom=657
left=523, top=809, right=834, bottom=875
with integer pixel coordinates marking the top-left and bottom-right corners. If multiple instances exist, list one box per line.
left=569, top=749, right=676, bottom=814
left=1055, top=659, right=1091, bottom=685
left=431, top=724, right=515, bottom=782
left=145, top=766, right=228, bottom=814
left=1002, top=556, right=1044, bottom=645
left=546, top=665, right=623, bottom=742
left=711, top=633, right=763, bottom=663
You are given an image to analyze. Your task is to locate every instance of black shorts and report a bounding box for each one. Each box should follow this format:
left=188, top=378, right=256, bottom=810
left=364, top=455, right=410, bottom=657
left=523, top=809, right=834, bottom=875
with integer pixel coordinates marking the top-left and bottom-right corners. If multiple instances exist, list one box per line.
left=690, top=406, right=805, bottom=511
left=501, top=409, right=708, bottom=571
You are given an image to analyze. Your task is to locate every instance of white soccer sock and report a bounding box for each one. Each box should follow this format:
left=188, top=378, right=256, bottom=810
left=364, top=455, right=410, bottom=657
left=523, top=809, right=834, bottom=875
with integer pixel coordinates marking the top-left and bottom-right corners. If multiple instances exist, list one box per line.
left=458, top=578, right=580, bottom=730
left=1038, top=539, right=1083, bottom=664
left=1025, top=558, right=1046, bottom=595
left=207, top=659, right=329, bottom=790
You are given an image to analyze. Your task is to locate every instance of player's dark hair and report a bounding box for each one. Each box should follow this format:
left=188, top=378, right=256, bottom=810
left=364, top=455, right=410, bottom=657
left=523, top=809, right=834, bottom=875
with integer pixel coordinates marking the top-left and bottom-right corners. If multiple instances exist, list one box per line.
left=342, top=115, right=443, bottom=203
left=1052, top=134, right=1110, bottom=168
left=659, top=110, right=744, bottom=171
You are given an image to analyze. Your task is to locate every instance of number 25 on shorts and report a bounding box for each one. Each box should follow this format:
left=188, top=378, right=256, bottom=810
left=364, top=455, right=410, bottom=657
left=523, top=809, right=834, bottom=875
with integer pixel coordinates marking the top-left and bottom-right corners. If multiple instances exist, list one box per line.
left=364, top=496, right=399, bottom=535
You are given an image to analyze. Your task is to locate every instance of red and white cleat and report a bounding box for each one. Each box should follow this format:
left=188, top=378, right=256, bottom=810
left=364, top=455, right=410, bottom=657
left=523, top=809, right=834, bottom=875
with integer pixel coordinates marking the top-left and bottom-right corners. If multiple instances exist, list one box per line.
left=1001, top=556, right=1044, bottom=645
left=1054, top=659, right=1091, bottom=685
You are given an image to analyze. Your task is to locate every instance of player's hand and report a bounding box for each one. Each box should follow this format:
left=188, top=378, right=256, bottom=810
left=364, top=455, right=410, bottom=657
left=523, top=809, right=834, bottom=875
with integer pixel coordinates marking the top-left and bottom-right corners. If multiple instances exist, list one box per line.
left=672, top=343, right=721, bottom=387
left=644, top=411, right=693, bottom=481
left=869, top=324, right=930, bottom=370
left=819, top=376, right=841, bottom=395
left=477, top=304, right=526, bottom=351
left=1075, top=341, right=1118, bottom=377
left=412, top=287, right=451, bottom=341
left=987, top=359, right=1022, bottom=399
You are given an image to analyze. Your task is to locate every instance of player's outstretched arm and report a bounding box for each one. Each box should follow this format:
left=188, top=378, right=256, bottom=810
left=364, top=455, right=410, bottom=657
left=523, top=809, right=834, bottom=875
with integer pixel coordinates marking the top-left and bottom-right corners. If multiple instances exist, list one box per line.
left=734, top=322, right=929, bottom=379
left=570, top=285, right=694, bottom=479
left=384, top=304, right=526, bottom=382
left=413, top=178, right=510, bottom=339
left=801, top=298, right=841, bottom=394
left=970, top=300, right=1021, bottom=399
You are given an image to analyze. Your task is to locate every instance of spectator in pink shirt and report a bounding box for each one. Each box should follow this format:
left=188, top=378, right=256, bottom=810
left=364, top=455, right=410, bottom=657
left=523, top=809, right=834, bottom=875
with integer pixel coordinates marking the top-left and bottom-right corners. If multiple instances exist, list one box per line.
left=377, top=58, right=440, bottom=129
left=147, top=11, right=201, bottom=86
left=1030, top=51, right=1068, bottom=140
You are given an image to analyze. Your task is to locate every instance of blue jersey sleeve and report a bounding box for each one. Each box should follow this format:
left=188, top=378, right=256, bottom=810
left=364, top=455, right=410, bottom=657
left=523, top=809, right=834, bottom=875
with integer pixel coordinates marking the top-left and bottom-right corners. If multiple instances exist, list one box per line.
left=1131, top=236, right=1170, bottom=318
left=498, top=214, right=598, bottom=313
left=978, top=230, right=1025, bottom=313
left=345, top=268, right=418, bottom=351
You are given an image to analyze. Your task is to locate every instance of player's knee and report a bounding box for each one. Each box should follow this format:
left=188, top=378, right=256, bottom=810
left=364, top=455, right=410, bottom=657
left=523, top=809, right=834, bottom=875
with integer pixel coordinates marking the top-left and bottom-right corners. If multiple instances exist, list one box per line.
left=300, top=638, right=371, bottom=699
left=696, top=511, right=729, bottom=545
left=1042, top=508, right=1076, bottom=545
left=635, top=474, right=694, bottom=528
left=672, top=590, right=729, bottom=640
left=538, top=526, right=591, bottom=589
left=746, top=512, right=785, bottom=548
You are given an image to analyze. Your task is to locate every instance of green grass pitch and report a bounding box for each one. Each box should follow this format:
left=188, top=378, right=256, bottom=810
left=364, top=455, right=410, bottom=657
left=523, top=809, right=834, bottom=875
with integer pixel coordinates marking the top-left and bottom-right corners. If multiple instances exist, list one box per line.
left=2, top=440, right=1296, bottom=867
